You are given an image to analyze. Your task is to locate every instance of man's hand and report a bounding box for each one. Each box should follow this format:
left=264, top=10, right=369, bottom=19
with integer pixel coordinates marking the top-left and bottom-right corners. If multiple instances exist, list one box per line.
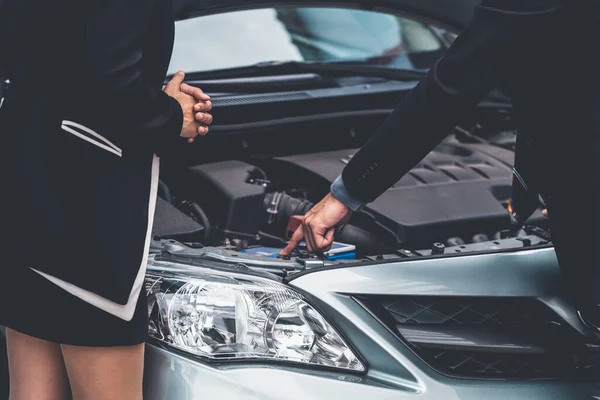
left=163, top=71, right=211, bottom=143
left=280, top=193, right=352, bottom=256
left=282, top=200, right=549, bottom=256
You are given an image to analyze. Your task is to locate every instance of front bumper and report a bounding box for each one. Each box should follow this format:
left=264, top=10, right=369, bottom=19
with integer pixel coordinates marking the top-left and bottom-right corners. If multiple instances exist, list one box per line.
left=144, top=344, right=600, bottom=400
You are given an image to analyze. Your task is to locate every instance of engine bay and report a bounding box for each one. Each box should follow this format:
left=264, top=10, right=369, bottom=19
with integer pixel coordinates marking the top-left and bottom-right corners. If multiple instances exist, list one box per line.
left=152, top=132, right=551, bottom=265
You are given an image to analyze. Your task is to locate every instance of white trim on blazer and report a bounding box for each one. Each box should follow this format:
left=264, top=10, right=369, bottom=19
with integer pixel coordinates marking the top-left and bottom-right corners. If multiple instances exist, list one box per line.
left=61, top=120, right=123, bottom=157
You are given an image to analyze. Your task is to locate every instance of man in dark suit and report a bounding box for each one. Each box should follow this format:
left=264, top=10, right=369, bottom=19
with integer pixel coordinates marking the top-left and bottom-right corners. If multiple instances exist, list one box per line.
left=282, top=0, right=600, bottom=337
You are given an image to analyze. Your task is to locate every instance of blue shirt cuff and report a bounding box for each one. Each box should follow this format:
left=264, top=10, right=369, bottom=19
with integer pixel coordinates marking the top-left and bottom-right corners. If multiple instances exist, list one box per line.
left=330, top=175, right=366, bottom=212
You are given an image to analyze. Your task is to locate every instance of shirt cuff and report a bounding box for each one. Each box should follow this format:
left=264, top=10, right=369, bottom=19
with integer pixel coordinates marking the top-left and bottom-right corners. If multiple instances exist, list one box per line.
left=330, top=175, right=366, bottom=212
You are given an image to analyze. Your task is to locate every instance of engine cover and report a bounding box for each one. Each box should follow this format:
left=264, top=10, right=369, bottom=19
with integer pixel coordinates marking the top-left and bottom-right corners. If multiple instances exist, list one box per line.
left=274, top=137, right=516, bottom=245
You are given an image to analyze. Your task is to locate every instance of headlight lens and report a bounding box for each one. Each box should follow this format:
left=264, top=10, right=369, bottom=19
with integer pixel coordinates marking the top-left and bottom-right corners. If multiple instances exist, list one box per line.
left=145, top=266, right=364, bottom=371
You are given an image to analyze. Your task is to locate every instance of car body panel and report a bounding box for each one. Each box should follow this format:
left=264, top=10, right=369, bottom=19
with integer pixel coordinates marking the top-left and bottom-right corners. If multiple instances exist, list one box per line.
left=289, top=247, right=561, bottom=298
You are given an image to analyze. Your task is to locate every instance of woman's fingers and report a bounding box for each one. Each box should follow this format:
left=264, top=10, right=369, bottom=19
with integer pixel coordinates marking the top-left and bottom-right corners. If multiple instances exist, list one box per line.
left=194, top=101, right=212, bottom=112
left=180, top=83, right=210, bottom=101
left=195, top=112, right=213, bottom=125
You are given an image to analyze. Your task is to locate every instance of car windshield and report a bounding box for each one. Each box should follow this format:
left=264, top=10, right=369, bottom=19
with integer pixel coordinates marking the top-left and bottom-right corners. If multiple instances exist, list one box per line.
left=168, top=7, right=449, bottom=76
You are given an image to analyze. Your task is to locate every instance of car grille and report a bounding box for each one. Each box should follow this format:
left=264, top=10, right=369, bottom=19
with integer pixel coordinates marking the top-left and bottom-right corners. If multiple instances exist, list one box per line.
left=379, top=297, right=537, bottom=326
left=416, top=349, right=565, bottom=379
left=358, top=296, right=600, bottom=380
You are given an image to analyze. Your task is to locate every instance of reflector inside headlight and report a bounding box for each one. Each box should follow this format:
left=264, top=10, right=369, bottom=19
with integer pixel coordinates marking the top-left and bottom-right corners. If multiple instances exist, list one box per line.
left=145, top=266, right=364, bottom=371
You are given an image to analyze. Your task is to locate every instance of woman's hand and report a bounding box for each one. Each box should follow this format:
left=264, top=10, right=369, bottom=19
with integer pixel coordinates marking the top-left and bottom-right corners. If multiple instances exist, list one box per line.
left=181, top=83, right=213, bottom=132
left=164, top=71, right=212, bottom=143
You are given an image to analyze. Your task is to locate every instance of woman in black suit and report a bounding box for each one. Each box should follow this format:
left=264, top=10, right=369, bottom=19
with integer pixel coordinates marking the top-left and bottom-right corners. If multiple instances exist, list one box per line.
left=0, top=0, right=213, bottom=398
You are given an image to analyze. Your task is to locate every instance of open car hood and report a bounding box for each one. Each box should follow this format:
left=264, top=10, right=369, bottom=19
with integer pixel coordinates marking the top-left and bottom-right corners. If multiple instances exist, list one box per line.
left=173, top=0, right=478, bottom=30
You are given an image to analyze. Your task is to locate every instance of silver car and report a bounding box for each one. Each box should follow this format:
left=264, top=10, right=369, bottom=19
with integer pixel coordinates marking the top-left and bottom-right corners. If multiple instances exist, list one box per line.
left=2, top=0, right=600, bottom=399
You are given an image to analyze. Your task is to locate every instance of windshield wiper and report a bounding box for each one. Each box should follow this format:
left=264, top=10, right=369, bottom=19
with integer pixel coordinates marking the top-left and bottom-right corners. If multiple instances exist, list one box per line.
left=178, top=61, right=427, bottom=82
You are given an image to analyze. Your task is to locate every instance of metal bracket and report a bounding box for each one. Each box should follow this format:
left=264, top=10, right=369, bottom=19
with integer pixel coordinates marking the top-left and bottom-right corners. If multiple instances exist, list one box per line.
left=295, top=257, right=325, bottom=270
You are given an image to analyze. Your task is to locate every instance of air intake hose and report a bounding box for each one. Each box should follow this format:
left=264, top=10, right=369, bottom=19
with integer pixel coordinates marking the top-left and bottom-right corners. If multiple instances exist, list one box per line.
left=264, top=192, right=313, bottom=224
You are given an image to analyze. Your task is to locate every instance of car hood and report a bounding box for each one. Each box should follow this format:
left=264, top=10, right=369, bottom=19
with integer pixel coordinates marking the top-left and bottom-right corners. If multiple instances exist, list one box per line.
left=173, top=0, right=478, bottom=30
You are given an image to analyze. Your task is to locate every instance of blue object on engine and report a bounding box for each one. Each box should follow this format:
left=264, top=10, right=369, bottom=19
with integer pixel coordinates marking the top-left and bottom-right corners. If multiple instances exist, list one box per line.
left=239, top=242, right=356, bottom=260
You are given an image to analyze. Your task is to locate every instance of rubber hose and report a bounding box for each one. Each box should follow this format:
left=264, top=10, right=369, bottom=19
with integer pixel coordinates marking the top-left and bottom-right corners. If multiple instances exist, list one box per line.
left=180, top=200, right=212, bottom=244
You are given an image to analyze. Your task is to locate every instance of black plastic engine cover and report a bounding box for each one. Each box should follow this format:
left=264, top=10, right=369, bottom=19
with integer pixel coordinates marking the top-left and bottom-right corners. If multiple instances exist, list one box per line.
left=274, top=137, right=515, bottom=245
left=181, top=160, right=267, bottom=235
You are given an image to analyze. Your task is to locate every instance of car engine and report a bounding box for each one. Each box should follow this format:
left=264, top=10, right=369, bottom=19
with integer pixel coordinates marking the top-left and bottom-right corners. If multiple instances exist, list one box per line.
left=154, top=135, right=549, bottom=261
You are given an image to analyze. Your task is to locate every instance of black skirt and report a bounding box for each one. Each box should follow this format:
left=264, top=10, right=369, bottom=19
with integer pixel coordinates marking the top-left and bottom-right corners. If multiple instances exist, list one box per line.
left=0, top=263, right=149, bottom=347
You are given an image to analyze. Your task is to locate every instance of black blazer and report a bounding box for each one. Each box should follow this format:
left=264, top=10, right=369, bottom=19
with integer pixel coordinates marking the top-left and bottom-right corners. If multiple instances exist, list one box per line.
left=0, top=0, right=184, bottom=318
left=341, top=0, right=596, bottom=205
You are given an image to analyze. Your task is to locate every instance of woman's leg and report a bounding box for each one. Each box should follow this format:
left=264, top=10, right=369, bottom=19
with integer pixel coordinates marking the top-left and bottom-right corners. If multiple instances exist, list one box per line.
left=6, top=328, right=71, bottom=400
left=61, top=343, right=144, bottom=400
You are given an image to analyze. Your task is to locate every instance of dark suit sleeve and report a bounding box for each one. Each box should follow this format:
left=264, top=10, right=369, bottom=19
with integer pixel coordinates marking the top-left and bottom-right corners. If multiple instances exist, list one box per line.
left=85, top=0, right=183, bottom=155
left=339, top=1, right=559, bottom=205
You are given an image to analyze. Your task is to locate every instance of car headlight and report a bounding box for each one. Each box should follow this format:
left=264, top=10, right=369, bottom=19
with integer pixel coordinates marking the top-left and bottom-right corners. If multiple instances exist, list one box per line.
left=145, top=264, right=364, bottom=372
